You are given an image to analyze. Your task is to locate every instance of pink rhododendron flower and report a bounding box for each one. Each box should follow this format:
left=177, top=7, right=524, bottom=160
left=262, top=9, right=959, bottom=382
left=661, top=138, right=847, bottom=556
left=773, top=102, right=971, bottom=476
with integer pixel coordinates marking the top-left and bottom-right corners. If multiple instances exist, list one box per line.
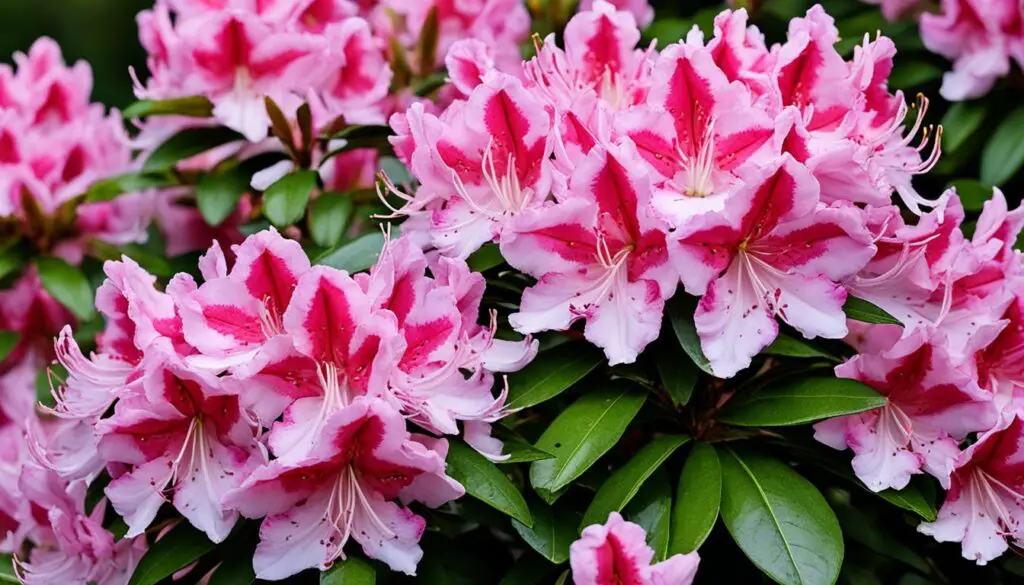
left=579, top=0, right=654, bottom=28
left=225, top=397, right=462, bottom=579
left=918, top=414, right=1024, bottom=564
left=815, top=330, right=998, bottom=491
left=570, top=512, right=700, bottom=585
left=921, top=0, right=1024, bottom=101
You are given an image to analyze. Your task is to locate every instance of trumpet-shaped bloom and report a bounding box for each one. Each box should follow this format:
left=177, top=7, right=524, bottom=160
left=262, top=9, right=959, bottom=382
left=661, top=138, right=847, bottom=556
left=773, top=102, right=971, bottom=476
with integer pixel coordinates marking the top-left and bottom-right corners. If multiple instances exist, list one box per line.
left=570, top=512, right=700, bottom=585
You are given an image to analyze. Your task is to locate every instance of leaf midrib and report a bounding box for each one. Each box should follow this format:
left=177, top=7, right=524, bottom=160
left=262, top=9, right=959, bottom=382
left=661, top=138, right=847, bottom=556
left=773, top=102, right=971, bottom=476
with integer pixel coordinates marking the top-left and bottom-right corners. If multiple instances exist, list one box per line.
left=508, top=353, right=595, bottom=409
left=548, top=392, right=629, bottom=490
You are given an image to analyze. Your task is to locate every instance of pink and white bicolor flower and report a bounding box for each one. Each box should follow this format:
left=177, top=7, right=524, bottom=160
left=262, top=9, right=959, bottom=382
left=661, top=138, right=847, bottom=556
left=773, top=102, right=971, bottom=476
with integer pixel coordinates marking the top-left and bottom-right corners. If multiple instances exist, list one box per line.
left=814, top=330, right=998, bottom=492
left=502, top=140, right=676, bottom=365
left=918, top=413, right=1024, bottom=565
left=96, top=344, right=263, bottom=543
left=224, top=397, right=463, bottom=580
left=570, top=512, right=700, bottom=585
left=672, top=155, right=875, bottom=377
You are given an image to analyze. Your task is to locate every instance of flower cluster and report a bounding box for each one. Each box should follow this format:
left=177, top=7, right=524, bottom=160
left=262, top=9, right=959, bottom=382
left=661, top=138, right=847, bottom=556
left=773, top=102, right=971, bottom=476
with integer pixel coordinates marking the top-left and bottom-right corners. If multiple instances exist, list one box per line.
left=388, top=1, right=939, bottom=374
left=13, top=227, right=535, bottom=580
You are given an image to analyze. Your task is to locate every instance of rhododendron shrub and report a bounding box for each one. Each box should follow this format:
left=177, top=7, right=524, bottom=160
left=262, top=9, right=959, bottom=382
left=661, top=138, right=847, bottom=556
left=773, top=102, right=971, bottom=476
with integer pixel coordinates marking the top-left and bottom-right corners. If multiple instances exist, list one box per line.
left=1, top=0, right=1023, bottom=584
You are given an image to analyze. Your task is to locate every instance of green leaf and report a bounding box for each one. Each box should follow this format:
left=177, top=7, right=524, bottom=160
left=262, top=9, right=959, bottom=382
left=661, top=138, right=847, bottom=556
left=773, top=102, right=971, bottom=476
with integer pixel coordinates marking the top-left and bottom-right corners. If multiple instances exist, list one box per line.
left=888, top=61, right=943, bottom=88
left=670, top=443, right=721, bottom=555
left=875, top=480, right=937, bottom=522
left=844, top=296, right=902, bottom=325
left=445, top=441, right=532, bottom=526
left=948, top=178, right=994, bottom=212
left=623, top=468, right=673, bottom=561
left=666, top=294, right=714, bottom=375
left=981, top=106, right=1024, bottom=186
left=554, top=571, right=569, bottom=585
left=832, top=501, right=930, bottom=574
left=196, top=167, right=249, bottom=226
left=0, top=331, right=19, bottom=363
left=129, top=522, right=217, bottom=585
left=36, top=256, right=95, bottom=320
left=309, top=193, right=353, bottom=248
left=0, top=553, right=16, bottom=583
left=940, top=101, right=986, bottom=154
left=322, top=125, right=395, bottom=162
left=492, top=426, right=555, bottom=465
left=143, top=127, right=243, bottom=172
left=718, top=448, right=843, bottom=585
left=415, top=6, right=440, bottom=77
left=763, top=333, right=836, bottom=360
left=207, top=525, right=259, bottom=585
left=316, top=231, right=391, bottom=274
left=467, top=243, right=505, bottom=272
left=511, top=501, right=579, bottom=564
left=123, top=96, right=213, bottom=119
left=320, top=557, right=375, bottom=585
left=581, top=435, right=689, bottom=529
left=0, top=242, right=25, bottom=282
left=506, top=343, right=603, bottom=410
left=530, top=385, right=646, bottom=494
left=263, top=170, right=317, bottom=227
left=717, top=377, right=886, bottom=427
left=656, top=339, right=699, bottom=406
left=86, top=171, right=178, bottom=202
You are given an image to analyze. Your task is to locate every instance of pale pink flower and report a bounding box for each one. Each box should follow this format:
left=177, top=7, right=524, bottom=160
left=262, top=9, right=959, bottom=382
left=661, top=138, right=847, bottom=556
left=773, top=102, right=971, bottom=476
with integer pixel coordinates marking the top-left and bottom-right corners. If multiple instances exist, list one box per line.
left=918, top=414, right=1024, bottom=564
left=571, top=512, right=700, bottom=585
left=579, top=0, right=654, bottom=28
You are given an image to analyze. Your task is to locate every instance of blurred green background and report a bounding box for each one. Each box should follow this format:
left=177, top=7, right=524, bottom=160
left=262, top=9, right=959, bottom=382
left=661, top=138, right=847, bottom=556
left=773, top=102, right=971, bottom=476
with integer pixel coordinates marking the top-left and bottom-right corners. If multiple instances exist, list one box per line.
left=0, top=0, right=153, bottom=108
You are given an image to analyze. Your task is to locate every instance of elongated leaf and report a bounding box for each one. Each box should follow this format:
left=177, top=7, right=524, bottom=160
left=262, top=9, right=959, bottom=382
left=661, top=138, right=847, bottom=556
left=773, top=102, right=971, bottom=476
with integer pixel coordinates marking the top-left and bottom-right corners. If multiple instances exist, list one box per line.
left=0, top=331, right=19, bottom=363
left=0, top=553, right=16, bottom=583
left=981, top=107, right=1024, bottom=186
left=888, top=60, right=942, bottom=88
left=123, top=96, right=213, bottom=119
left=656, top=339, right=699, bottom=406
left=36, top=256, right=95, bottom=320
left=446, top=441, right=532, bottom=526
left=763, top=334, right=836, bottom=360
left=467, top=243, right=505, bottom=272
left=322, top=125, right=394, bottom=162
left=309, top=193, right=353, bottom=248
left=86, top=171, right=178, bottom=202
left=941, top=101, right=986, bottom=154
left=670, top=443, right=721, bottom=554
left=143, top=127, right=242, bottom=171
left=321, top=557, right=375, bottom=585
left=832, top=501, right=929, bottom=574
left=263, top=170, right=317, bottom=227
left=197, top=167, right=249, bottom=226
left=843, top=296, right=902, bottom=325
left=512, top=501, right=579, bottom=564
left=493, top=426, right=554, bottom=465
left=416, top=7, right=439, bottom=77
left=717, top=377, right=885, bottom=427
left=316, top=231, right=391, bottom=274
left=530, top=386, right=646, bottom=494
left=581, top=435, right=689, bottom=528
left=718, top=448, right=843, bottom=585
left=666, top=294, right=714, bottom=375
left=875, top=480, right=937, bottom=522
left=506, top=343, right=603, bottom=410
left=129, top=523, right=217, bottom=585
left=624, top=469, right=673, bottom=561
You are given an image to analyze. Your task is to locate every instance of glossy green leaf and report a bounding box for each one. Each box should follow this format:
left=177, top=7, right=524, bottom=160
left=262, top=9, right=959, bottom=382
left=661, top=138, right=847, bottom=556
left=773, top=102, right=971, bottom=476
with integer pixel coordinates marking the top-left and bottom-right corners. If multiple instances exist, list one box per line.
left=666, top=294, right=714, bottom=375
left=0, top=554, right=16, bottom=583
left=316, top=231, right=391, bottom=274
left=129, top=523, right=217, bottom=585
left=263, top=170, right=317, bottom=227
left=554, top=571, right=569, bottom=585
left=320, top=557, right=375, bottom=585
left=888, top=60, right=942, bottom=88
left=582, top=435, right=689, bottom=529
left=530, top=386, right=646, bottom=494
left=309, top=193, right=353, bottom=248
left=656, top=339, right=699, bottom=406
left=492, top=426, right=554, bottom=465
left=844, top=296, right=902, bottom=325
left=143, top=127, right=242, bottom=172
left=196, top=167, right=249, bottom=226
left=36, top=256, right=95, bottom=320
left=623, top=468, right=673, bottom=560
left=941, top=101, right=986, bottom=153
left=718, top=448, right=843, bottom=585
left=467, top=243, right=505, bottom=272
left=512, top=501, right=579, bottom=564
left=670, top=443, right=721, bottom=555
left=948, top=179, right=994, bottom=212
left=875, top=480, right=937, bottom=522
left=86, top=171, right=178, bottom=202
left=717, top=377, right=886, bottom=427
left=763, top=334, right=836, bottom=360
left=982, top=107, right=1024, bottom=186
left=445, top=441, right=532, bottom=526
left=506, top=343, right=603, bottom=410
left=123, top=96, right=213, bottom=119
left=0, top=331, right=19, bottom=363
